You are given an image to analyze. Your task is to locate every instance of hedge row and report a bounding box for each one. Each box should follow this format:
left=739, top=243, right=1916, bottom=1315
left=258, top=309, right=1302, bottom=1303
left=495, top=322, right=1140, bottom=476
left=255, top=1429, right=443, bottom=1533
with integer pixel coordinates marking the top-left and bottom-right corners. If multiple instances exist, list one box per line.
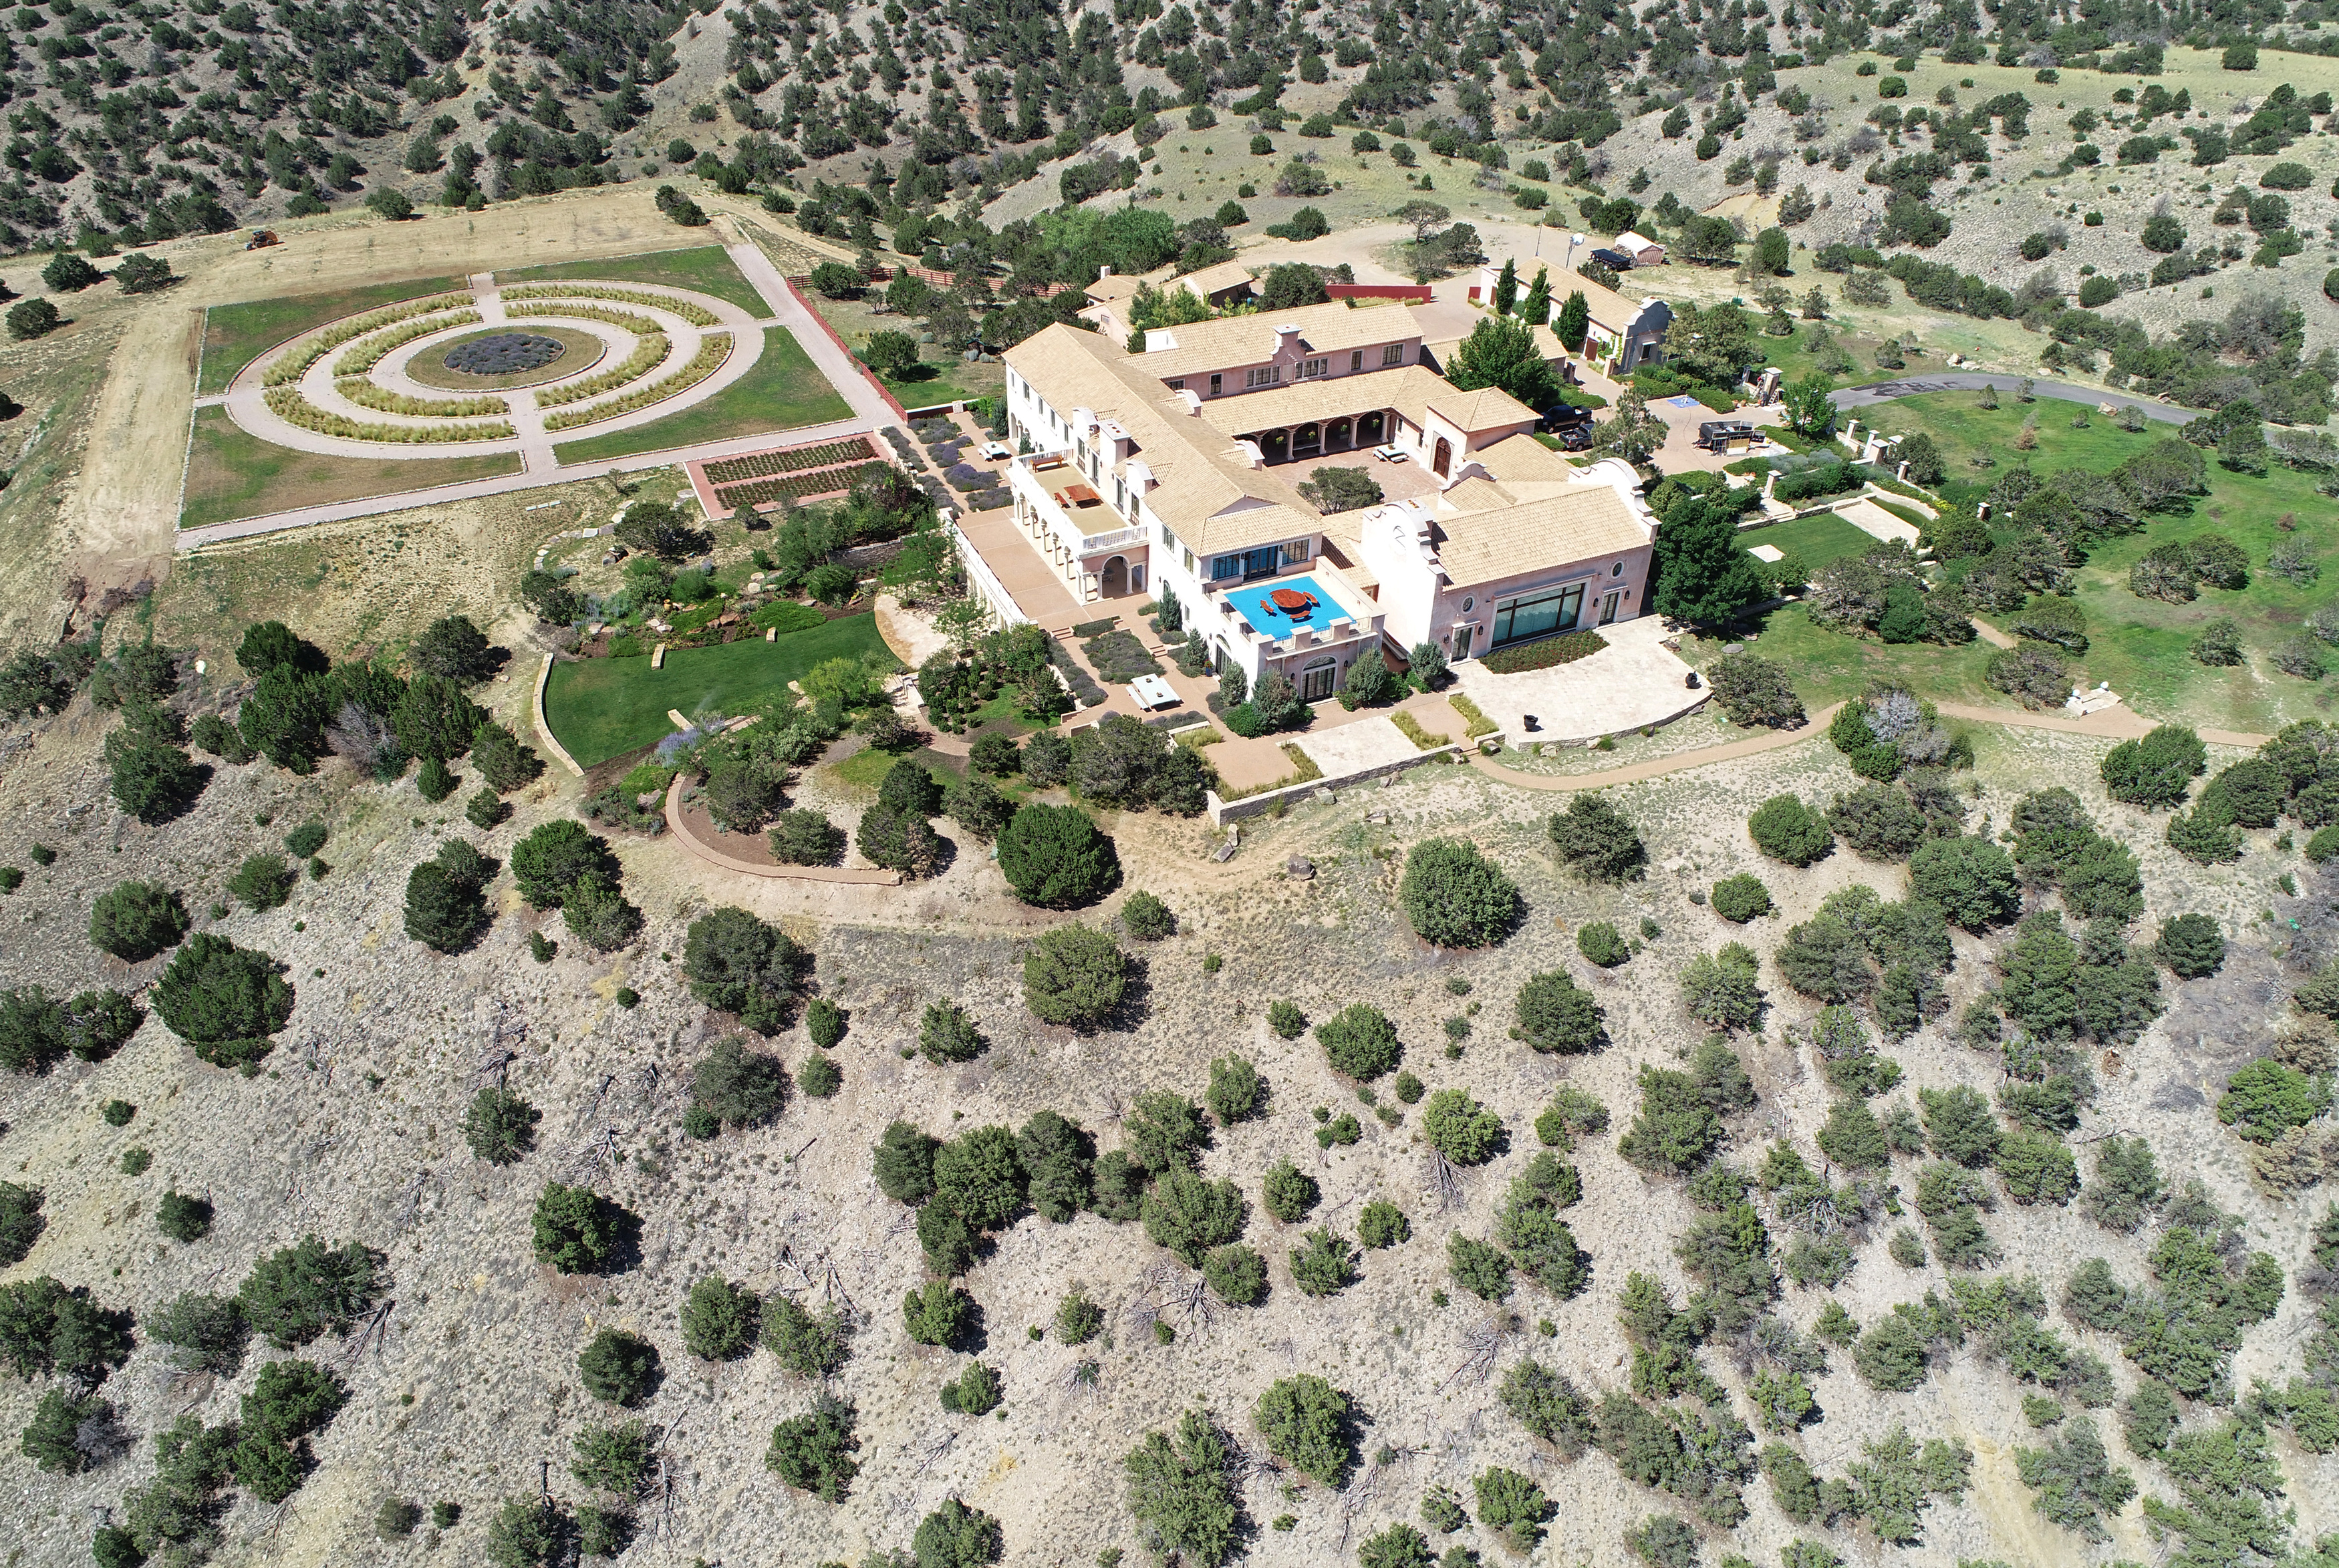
left=1480, top=629, right=1609, bottom=674
left=543, top=333, right=730, bottom=431
left=261, top=295, right=474, bottom=384
left=533, top=333, right=670, bottom=409
left=704, top=437, right=877, bottom=484
left=505, top=303, right=663, bottom=335
left=715, top=460, right=892, bottom=508
left=261, top=385, right=513, bottom=443
left=332, top=378, right=508, bottom=418
left=329, top=309, right=485, bottom=377
left=501, top=284, right=718, bottom=326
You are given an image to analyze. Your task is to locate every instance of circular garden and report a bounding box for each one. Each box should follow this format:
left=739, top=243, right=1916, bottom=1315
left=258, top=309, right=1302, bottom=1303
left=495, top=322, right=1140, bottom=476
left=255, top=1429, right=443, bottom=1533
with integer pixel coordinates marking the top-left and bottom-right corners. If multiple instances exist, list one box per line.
left=407, top=326, right=605, bottom=390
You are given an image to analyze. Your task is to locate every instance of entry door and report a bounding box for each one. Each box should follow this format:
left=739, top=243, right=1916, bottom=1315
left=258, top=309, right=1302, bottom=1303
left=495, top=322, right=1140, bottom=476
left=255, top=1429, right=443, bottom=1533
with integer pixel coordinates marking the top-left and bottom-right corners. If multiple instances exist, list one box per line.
left=1451, top=624, right=1473, bottom=660
left=1599, top=590, right=1621, bottom=625
left=1242, top=546, right=1280, bottom=579
left=1300, top=660, right=1337, bottom=700
left=1433, top=437, right=1452, bottom=476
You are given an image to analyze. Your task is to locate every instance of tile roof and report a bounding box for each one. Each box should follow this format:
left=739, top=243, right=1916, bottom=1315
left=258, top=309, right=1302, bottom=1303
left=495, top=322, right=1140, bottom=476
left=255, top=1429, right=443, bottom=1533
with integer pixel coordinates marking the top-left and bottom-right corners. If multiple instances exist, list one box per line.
left=1430, top=483, right=1653, bottom=587
left=1135, top=299, right=1421, bottom=378
left=1003, top=323, right=1321, bottom=553
left=1425, top=383, right=1540, bottom=432
left=1421, top=322, right=1573, bottom=369
left=1175, top=259, right=1256, bottom=296
left=1192, top=363, right=1445, bottom=438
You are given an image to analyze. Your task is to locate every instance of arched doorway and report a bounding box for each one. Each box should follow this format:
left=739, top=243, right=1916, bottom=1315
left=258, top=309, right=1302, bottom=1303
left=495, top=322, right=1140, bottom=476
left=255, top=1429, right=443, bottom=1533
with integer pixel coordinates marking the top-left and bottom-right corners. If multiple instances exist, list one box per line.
left=1433, top=437, right=1452, bottom=476
left=1326, top=416, right=1352, bottom=450
left=1357, top=411, right=1385, bottom=446
left=1101, top=555, right=1129, bottom=597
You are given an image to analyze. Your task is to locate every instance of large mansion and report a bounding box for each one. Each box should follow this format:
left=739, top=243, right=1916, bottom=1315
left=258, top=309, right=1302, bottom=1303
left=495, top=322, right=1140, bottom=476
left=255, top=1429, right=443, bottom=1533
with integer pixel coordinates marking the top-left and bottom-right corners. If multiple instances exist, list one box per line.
left=988, top=298, right=1656, bottom=695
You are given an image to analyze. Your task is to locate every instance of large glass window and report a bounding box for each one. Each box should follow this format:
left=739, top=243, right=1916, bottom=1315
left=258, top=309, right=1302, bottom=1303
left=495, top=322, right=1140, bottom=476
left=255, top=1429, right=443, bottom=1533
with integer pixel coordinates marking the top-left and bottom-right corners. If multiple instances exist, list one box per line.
left=1490, top=583, right=1586, bottom=647
left=1282, top=539, right=1311, bottom=566
left=1300, top=658, right=1337, bottom=700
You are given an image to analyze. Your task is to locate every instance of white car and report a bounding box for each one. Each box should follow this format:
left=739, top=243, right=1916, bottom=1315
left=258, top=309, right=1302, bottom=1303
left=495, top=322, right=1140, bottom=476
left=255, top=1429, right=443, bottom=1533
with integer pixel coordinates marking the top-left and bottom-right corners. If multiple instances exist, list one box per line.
left=1373, top=444, right=1409, bottom=463
left=978, top=440, right=1012, bottom=460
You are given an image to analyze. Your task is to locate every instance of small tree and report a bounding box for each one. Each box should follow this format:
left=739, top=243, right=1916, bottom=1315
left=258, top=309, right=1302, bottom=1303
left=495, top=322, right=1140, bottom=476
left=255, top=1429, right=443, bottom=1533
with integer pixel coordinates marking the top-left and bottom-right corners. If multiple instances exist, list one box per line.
left=237, top=1236, right=386, bottom=1348
left=1512, top=971, right=1607, bottom=1054
left=152, top=933, right=294, bottom=1070
left=1206, top=1054, right=1265, bottom=1124
left=680, top=1275, right=761, bottom=1360
left=2156, top=913, right=2225, bottom=978
left=1749, top=795, right=1834, bottom=865
left=692, top=1035, right=791, bottom=1128
left=1254, top=1374, right=1354, bottom=1486
left=1317, top=1003, right=1401, bottom=1079
left=1125, top=1410, right=1240, bottom=1565
left=1398, top=837, right=1520, bottom=947
left=1262, top=1160, right=1319, bottom=1223
left=919, top=1000, right=988, bottom=1063
left=1022, top=923, right=1127, bottom=1026
left=996, top=804, right=1119, bottom=907
left=1707, top=653, right=1805, bottom=728
left=1550, top=795, right=1646, bottom=882
left=404, top=844, right=491, bottom=953
left=1204, top=1243, right=1268, bottom=1305
left=410, top=615, right=495, bottom=683
left=766, top=1395, right=861, bottom=1500
left=682, top=907, right=813, bottom=1033
left=463, top=1086, right=539, bottom=1164
left=88, top=881, right=190, bottom=961
left=577, top=1329, right=660, bottom=1405
left=1423, top=1089, right=1504, bottom=1163
left=902, top=1279, right=974, bottom=1347
left=1711, top=874, right=1772, bottom=923
left=531, top=1184, right=636, bottom=1274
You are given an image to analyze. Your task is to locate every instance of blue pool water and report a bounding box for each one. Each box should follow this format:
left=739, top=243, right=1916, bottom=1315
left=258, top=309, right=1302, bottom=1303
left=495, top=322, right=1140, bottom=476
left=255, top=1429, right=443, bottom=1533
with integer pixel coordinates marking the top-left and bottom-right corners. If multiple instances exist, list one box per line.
left=1224, top=575, right=1343, bottom=637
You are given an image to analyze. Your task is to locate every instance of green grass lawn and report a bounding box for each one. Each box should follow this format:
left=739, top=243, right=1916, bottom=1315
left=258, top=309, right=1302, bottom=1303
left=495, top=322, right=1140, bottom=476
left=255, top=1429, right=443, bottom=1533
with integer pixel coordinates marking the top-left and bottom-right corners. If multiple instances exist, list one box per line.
left=1806, top=389, right=2336, bottom=733
left=196, top=275, right=467, bottom=396
left=543, top=615, right=895, bottom=767
left=1744, top=510, right=1877, bottom=569
left=498, top=244, right=771, bottom=318
left=178, top=406, right=520, bottom=528
left=551, top=327, right=854, bottom=464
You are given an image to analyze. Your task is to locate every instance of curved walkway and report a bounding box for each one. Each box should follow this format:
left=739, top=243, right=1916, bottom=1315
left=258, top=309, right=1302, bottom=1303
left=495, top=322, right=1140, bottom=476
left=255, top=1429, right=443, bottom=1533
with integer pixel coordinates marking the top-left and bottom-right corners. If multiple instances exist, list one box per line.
left=1830, top=375, right=2198, bottom=426
left=1468, top=699, right=2268, bottom=792
left=220, top=275, right=764, bottom=469
left=662, top=774, right=903, bottom=885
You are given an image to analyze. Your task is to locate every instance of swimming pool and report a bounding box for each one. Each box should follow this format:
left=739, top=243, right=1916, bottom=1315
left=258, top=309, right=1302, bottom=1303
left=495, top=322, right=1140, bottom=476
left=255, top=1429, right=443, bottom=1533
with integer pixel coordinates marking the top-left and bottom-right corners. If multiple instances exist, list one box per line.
left=1223, top=575, right=1347, bottom=638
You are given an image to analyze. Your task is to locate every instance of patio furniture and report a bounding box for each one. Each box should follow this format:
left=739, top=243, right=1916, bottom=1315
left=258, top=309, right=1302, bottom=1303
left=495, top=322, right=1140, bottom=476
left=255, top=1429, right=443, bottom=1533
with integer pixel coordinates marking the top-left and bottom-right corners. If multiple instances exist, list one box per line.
left=978, top=440, right=1010, bottom=460
left=1266, top=587, right=1319, bottom=617
left=1372, top=444, right=1408, bottom=463
left=1129, top=674, right=1180, bottom=710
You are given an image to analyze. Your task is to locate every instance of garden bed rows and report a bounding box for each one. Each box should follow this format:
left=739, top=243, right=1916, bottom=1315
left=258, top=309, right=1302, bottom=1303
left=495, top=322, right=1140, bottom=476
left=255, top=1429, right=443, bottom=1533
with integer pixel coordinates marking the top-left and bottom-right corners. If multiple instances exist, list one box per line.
left=261, top=295, right=474, bottom=385
left=501, top=284, right=718, bottom=327
left=1479, top=629, right=1609, bottom=674
left=703, top=436, right=877, bottom=484
left=714, top=459, right=891, bottom=509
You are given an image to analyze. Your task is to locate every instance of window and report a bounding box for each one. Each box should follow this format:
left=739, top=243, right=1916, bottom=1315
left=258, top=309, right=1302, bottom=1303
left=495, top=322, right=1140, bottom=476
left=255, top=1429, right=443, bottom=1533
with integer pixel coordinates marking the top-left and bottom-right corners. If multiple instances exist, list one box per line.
left=1159, top=522, right=1174, bottom=547
left=1245, top=366, right=1282, bottom=388
left=1300, top=657, right=1338, bottom=701
left=1209, top=373, right=1222, bottom=396
left=1282, top=539, right=1311, bottom=566
left=1166, top=378, right=1186, bottom=390
left=1211, top=555, right=1242, bottom=582
left=1383, top=344, right=1403, bottom=366
left=1490, top=582, right=1587, bottom=647
left=1613, top=561, right=1626, bottom=577
left=1349, top=349, right=1363, bottom=372
left=1460, top=596, right=1474, bottom=613
left=1182, top=546, right=1196, bottom=572
left=1114, top=477, right=1126, bottom=510
left=1298, top=357, right=1328, bottom=379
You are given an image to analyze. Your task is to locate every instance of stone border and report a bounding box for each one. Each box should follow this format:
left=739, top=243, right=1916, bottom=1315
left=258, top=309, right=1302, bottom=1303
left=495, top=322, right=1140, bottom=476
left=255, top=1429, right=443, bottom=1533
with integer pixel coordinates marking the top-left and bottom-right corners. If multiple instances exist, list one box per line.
left=1206, top=742, right=1466, bottom=825
left=534, top=653, right=585, bottom=776
left=663, top=774, right=904, bottom=885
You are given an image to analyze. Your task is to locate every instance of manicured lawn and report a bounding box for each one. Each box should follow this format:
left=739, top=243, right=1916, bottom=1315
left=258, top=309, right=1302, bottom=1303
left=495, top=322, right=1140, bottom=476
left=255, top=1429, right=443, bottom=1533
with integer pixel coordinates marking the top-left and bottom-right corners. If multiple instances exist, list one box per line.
left=1744, top=509, right=1875, bottom=569
left=178, top=407, right=520, bottom=529
left=543, top=615, right=896, bottom=767
left=196, top=275, right=466, bottom=395
left=1868, top=390, right=2330, bottom=733
left=498, top=244, right=770, bottom=318
left=551, top=327, right=853, bottom=464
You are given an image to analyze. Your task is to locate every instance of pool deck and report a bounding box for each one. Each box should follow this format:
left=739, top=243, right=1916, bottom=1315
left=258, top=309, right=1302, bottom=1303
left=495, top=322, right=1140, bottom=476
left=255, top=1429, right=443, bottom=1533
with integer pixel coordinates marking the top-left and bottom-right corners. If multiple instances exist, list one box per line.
left=1221, top=574, right=1347, bottom=639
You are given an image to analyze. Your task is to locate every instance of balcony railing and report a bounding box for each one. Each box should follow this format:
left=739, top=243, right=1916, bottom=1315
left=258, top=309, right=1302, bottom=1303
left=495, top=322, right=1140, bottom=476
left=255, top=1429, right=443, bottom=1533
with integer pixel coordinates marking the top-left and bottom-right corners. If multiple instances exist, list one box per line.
left=1076, top=524, right=1146, bottom=553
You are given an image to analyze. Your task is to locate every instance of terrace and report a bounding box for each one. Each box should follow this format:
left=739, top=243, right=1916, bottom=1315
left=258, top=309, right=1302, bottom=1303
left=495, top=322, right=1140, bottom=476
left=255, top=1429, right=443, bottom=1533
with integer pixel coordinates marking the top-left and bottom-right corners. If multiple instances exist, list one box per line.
left=1002, top=448, right=1151, bottom=605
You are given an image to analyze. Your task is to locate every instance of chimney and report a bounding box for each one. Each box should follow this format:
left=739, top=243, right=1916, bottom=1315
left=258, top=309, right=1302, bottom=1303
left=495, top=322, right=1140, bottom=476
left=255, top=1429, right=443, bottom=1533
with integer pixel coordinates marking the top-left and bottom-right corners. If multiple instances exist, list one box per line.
left=1274, top=323, right=1301, bottom=345
left=1179, top=389, right=1203, bottom=416
left=1099, top=264, right=1114, bottom=279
